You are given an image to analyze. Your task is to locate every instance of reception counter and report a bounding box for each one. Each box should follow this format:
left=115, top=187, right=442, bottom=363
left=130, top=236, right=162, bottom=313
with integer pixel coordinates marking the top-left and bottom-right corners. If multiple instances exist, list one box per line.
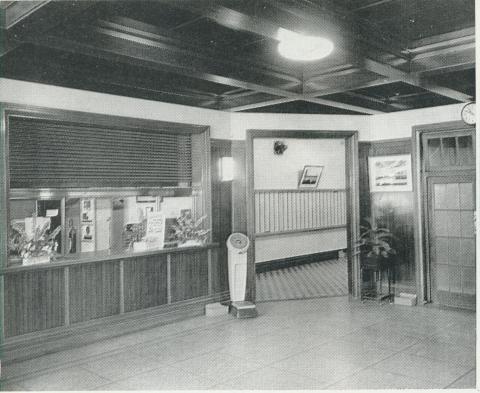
left=2, top=244, right=229, bottom=340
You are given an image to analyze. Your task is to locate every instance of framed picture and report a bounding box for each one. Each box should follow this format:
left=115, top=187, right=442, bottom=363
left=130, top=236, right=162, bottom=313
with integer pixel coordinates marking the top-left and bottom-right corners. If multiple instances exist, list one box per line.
left=368, top=154, right=412, bottom=192
left=298, top=165, right=323, bottom=188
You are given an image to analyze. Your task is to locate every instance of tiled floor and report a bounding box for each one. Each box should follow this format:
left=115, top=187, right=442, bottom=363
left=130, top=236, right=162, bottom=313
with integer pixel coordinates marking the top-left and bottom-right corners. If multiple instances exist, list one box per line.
left=1, top=296, right=475, bottom=390
left=256, top=257, right=348, bottom=301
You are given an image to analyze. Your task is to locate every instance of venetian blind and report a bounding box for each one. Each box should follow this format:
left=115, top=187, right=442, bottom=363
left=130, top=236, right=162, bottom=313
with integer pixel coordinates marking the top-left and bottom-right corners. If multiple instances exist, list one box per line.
left=9, top=117, right=192, bottom=188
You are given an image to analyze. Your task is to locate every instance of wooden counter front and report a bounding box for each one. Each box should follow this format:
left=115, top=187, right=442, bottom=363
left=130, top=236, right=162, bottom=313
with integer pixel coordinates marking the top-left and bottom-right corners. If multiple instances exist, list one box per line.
left=2, top=244, right=229, bottom=339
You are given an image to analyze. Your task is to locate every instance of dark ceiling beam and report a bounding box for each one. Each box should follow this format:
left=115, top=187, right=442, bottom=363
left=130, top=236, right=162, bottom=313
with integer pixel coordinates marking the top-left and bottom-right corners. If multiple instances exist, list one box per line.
left=305, top=67, right=360, bottom=84
left=0, top=1, right=96, bottom=57
left=224, top=81, right=299, bottom=100
left=304, top=77, right=394, bottom=98
left=352, top=0, right=399, bottom=12
left=409, top=42, right=475, bottom=61
left=406, top=27, right=475, bottom=52
left=342, top=91, right=409, bottom=111
left=99, top=17, right=302, bottom=85
left=28, top=32, right=380, bottom=115
left=418, top=61, right=475, bottom=77
left=1, top=0, right=50, bottom=29
left=228, top=98, right=298, bottom=112
left=92, top=24, right=304, bottom=93
left=304, top=97, right=380, bottom=113
left=361, top=58, right=472, bottom=102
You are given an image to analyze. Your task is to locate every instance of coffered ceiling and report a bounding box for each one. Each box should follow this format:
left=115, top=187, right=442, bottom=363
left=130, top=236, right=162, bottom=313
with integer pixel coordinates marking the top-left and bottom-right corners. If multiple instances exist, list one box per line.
left=0, top=0, right=475, bottom=114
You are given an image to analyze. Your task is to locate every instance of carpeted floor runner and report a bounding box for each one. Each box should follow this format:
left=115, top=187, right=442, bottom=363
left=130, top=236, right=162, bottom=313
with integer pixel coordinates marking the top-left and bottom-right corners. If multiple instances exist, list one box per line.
left=256, top=257, right=348, bottom=301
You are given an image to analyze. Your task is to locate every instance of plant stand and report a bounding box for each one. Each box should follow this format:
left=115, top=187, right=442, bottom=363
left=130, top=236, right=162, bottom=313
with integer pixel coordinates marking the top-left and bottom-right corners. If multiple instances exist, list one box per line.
left=361, top=260, right=393, bottom=302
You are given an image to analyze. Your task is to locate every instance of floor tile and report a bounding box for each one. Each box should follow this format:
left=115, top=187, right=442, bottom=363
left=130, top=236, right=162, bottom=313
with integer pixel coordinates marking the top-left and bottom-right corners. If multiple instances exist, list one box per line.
left=18, top=367, right=110, bottom=391
left=171, top=351, right=263, bottom=385
left=432, top=323, right=476, bottom=348
left=447, top=369, right=476, bottom=389
left=79, top=351, right=166, bottom=380
left=372, top=352, right=472, bottom=387
left=328, top=367, right=444, bottom=389
left=131, top=336, right=222, bottom=365
left=92, top=381, right=128, bottom=390
left=219, top=336, right=309, bottom=365
left=270, top=349, right=370, bottom=385
left=109, top=365, right=215, bottom=390
left=339, top=325, right=422, bottom=351
left=215, top=366, right=327, bottom=390
left=0, top=381, right=26, bottom=391
left=407, top=337, right=475, bottom=368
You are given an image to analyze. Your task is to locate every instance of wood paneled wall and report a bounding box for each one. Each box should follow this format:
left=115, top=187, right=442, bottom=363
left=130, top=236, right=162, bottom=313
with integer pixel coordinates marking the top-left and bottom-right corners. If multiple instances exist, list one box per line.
left=170, top=250, right=209, bottom=302
left=4, top=268, right=65, bottom=337
left=359, top=139, right=416, bottom=294
left=210, top=139, right=232, bottom=294
left=3, top=246, right=227, bottom=339
left=231, top=140, right=247, bottom=233
left=123, top=255, right=168, bottom=312
left=69, top=261, right=121, bottom=323
left=254, top=189, right=347, bottom=235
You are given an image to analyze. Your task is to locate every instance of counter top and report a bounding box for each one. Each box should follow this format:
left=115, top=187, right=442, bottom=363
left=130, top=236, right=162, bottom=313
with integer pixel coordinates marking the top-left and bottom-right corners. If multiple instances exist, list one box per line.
left=2, top=243, right=220, bottom=274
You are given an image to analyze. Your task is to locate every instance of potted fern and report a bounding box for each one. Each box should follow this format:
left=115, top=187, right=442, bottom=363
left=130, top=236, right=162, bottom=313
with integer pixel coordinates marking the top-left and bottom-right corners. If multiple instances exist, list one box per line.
left=357, top=217, right=396, bottom=299
left=172, top=212, right=210, bottom=247
left=9, top=218, right=62, bottom=266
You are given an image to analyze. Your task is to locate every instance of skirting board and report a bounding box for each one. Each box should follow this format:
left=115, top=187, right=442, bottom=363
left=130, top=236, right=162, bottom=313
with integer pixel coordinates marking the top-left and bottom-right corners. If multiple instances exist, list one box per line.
left=255, top=250, right=341, bottom=273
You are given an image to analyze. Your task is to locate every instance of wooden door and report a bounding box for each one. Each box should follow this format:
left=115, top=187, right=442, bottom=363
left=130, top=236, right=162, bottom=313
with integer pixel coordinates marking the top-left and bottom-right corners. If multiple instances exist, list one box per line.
left=427, top=175, right=475, bottom=309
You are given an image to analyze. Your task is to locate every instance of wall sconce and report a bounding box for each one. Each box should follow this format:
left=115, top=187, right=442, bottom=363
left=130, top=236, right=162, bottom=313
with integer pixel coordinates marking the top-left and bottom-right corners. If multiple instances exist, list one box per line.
left=274, top=140, right=288, bottom=155
left=219, top=156, right=234, bottom=181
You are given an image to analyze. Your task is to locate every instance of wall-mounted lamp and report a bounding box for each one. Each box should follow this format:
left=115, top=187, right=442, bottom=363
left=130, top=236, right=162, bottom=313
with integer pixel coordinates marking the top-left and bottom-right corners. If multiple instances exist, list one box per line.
left=274, top=140, right=288, bottom=155
left=219, top=156, right=234, bottom=181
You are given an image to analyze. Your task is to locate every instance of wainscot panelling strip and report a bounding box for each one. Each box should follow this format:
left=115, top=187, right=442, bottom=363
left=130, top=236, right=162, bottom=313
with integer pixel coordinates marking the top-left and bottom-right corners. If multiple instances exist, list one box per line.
left=254, top=189, right=346, bottom=235
left=211, top=247, right=229, bottom=293
left=170, top=249, right=209, bottom=302
left=123, top=255, right=168, bottom=313
left=69, top=261, right=121, bottom=324
left=4, top=268, right=65, bottom=337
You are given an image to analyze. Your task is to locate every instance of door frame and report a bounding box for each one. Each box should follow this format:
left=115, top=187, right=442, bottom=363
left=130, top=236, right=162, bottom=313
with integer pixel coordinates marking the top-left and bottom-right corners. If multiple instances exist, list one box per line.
left=245, top=130, right=360, bottom=302
left=412, top=120, right=476, bottom=304
left=426, top=173, right=476, bottom=306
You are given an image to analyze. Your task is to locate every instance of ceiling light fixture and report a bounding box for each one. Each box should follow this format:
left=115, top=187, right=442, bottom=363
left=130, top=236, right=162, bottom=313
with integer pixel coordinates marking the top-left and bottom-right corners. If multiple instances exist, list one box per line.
left=277, top=28, right=334, bottom=62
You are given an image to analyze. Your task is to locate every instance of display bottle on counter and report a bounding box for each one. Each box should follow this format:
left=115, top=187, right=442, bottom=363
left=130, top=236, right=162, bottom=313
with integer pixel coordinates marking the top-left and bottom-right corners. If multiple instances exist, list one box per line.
left=68, top=219, right=77, bottom=254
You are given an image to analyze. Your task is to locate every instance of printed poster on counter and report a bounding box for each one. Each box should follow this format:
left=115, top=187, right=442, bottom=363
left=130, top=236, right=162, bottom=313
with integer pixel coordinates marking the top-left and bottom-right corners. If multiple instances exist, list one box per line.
left=145, top=211, right=166, bottom=249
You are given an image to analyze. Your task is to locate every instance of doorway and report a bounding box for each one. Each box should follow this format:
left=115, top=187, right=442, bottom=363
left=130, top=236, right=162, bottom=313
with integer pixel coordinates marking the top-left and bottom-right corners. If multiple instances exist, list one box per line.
left=421, top=127, right=476, bottom=310
left=245, top=130, right=360, bottom=302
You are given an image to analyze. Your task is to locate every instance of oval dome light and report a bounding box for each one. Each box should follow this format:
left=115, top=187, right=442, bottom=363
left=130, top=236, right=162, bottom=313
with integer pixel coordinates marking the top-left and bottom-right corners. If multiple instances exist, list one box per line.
left=277, top=28, right=334, bottom=62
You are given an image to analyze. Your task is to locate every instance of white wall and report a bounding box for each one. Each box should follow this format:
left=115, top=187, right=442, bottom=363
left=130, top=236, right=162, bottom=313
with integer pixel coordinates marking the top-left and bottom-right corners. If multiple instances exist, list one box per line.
left=230, top=112, right=372, bottom=140
left=0, top=78, right=232, bottom=139
left=255, top=229, right=346, bottom=262
left=254, top=138, right=345, bottom=190
left=368, top=103, right=465, bottom=140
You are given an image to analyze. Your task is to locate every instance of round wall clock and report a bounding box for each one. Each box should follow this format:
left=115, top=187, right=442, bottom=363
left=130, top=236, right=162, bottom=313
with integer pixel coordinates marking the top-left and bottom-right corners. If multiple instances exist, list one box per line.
left=461, top=102, right=476, bottom=125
